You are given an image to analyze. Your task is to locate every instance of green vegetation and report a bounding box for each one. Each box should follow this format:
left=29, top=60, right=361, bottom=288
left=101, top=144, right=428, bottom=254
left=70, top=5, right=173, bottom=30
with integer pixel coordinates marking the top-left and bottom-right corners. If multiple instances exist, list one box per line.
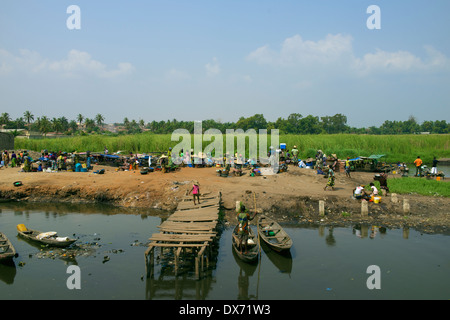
left=2, top=111, right=450, bottom=136
left=15, top=133, right=173, bottom=154
left=15, top=132, right=449, bottom=165
left=281, top=134, right=449, bottom=163
left=372, top=178, right=450, bottom=198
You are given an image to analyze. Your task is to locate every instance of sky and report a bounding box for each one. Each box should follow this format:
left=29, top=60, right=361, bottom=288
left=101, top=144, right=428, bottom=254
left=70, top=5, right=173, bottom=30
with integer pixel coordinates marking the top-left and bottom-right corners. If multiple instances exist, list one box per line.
left=1, top=0, right=449, bottom=128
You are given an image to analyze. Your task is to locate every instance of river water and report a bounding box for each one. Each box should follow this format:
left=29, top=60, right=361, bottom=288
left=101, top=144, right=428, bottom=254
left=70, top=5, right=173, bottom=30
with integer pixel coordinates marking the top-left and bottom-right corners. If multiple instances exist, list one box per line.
left=0, top=202, right=448, bottom=300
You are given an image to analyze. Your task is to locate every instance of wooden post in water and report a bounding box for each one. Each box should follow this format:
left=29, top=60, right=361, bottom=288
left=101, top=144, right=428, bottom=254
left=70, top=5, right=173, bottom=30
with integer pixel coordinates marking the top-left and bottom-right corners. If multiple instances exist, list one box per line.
left=361, top=200, right=368, bottom=216
left=319, top=200, right=325, bottom=216
left=144, top=245, right=154, bottom=278
left=195, top=249, right=199, bottom=279
left=175, top=246, right=182, bottom=275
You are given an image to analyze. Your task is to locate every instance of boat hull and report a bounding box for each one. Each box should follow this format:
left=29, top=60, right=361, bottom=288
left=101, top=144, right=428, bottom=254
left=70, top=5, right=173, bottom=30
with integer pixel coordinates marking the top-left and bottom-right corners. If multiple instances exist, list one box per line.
left=0, top=232, right=17, bottom=262
left=17, top=228, right=76, bottom=248
left=257, top=215, right=292, bottom=253
left=231, top=225, right=259, bottom=263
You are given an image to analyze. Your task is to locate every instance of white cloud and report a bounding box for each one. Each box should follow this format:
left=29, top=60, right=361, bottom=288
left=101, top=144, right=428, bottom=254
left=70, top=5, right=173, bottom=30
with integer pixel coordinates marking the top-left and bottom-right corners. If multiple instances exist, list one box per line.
left=247, top=34, right=449, bottom=75
left=0, top=49, right=134, bottom=79
left=352, top=49, right=421, bottom=75
left=247, top=34, right=353, bottom=67
left=205, top=57, right=221, bottom=76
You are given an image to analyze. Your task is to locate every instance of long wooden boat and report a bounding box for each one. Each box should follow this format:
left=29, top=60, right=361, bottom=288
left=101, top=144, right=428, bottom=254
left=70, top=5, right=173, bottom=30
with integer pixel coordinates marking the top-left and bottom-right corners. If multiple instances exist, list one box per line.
left=231, top=224, right=259, bottom=263
left=0, top=232, right=17, bottom=262
left=257, top=215, right=292, bottom=253
left=17, top=225, right=77, bottom=248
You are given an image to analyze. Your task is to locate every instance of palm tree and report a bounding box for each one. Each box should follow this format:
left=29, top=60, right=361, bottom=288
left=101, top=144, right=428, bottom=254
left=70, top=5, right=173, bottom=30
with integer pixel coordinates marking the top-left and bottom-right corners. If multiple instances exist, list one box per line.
left=84, top=118, right=95, bottom=131
left=39, top=116, right=51, bottom=137
left=77, top=114, right=84, bottom=129
left=95, top=113, right=105, bottom=126
left=23, top=110, right=34, bottom=132
left=52, top=117, right=62, bottom=134
left=59, top=116, right=69, bottom=132
left=69, top=120, right=78, bottom=133
left=0, top=112, right=10, bottom=129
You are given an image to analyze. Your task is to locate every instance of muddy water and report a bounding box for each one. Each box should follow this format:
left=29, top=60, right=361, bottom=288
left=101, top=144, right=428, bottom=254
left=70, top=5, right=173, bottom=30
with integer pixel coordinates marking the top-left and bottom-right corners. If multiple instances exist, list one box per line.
left=0, top=203, right=448, bottom=300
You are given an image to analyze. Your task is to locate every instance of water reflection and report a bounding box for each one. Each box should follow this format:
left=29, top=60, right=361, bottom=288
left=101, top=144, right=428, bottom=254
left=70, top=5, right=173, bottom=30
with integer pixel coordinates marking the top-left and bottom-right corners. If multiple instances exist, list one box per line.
left=233, top=248, right=258, bottom=300
left=0, top=201, right=165, bottom=217
left=1, top=202, right=448, bottom=300
left=145, top=247, right=217, bottom=300
left=260, top=241, right=292, bottom=275
left=0, top=262, right=16, bottom=285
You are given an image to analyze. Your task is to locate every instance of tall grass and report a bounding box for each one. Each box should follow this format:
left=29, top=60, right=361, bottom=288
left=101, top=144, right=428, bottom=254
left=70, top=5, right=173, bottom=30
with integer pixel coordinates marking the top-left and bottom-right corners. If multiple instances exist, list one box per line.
left=15, top=133, right=173, bottom=154
left=15, top=133, right=449, bottom=163
left=281, top=134, right=449, bottom=163
left=383, top=177, right=450, bottom=197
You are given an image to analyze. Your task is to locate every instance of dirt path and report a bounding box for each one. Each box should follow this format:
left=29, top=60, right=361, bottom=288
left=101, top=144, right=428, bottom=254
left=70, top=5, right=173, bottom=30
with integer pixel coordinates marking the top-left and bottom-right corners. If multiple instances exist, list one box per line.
left=0, top=165, right=449, bottom=234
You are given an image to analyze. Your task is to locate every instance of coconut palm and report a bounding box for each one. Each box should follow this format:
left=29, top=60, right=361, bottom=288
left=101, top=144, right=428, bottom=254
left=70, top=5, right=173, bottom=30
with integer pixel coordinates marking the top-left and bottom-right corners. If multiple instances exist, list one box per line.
left=84, top=118, right=95, bottom=131
left=95, top=113, right=105, bottom=129
left=39, top=116, right=51, bottom=137
left=77, top=114, right=84, bottom=129
left=52, top=117, right=62, bottom=133
left=0, top=112, right=10, bottom=129
left=23, top=110, right=34, bottom=132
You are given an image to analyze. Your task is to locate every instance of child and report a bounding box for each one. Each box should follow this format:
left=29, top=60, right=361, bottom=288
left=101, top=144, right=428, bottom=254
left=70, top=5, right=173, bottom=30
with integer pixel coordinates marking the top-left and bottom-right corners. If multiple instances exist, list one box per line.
left=190, top=181, right=201, bottom=205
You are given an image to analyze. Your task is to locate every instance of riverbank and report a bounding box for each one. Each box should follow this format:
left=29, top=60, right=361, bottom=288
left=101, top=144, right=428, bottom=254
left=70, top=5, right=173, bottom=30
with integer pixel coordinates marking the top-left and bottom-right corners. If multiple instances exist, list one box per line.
left=0, top=165, right=449, bottom=235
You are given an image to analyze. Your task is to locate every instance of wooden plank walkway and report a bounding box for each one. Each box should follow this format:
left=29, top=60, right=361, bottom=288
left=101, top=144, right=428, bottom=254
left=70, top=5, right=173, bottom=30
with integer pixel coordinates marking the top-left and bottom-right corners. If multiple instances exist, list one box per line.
left=145, top=191, right=221, bottom=279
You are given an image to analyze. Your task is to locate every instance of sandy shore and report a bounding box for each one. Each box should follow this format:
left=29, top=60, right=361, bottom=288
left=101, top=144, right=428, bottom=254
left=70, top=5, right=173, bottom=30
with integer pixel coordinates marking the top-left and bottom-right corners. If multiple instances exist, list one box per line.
left=0, top=164, right=449, bottom=234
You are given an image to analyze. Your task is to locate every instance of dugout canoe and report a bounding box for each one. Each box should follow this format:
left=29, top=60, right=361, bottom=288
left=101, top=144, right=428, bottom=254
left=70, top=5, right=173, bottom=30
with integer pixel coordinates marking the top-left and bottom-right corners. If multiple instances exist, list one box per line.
left=231, top=224, right=259, bottom=263
left=17, top=224, right=77, bottom=248
left=0, top=232, right=17, bottom=262
left=257, top=215, right=292, bottom=253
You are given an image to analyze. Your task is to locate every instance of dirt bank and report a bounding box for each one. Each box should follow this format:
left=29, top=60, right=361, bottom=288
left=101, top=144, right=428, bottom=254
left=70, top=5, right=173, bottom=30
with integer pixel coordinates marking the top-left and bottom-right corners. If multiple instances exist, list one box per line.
left=0, top=165, right=449, bottom=234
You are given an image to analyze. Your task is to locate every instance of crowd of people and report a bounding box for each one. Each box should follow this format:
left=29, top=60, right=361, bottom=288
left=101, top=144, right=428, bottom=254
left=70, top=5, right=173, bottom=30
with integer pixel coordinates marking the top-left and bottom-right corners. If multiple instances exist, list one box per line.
left=1, top=150, right=34, bottom=171
left=2, top=146, right=443, bottom=201
left=0, top=149, right=94, bottom=172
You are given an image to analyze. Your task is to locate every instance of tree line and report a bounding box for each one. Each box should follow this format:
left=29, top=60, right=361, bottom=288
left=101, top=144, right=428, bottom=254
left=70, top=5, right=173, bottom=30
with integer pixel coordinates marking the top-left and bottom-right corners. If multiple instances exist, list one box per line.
left=0, top=111, right=448, bottom=136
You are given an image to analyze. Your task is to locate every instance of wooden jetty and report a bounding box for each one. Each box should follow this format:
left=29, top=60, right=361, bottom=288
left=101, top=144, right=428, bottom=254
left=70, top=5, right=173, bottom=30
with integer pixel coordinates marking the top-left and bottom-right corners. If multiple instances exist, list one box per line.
left=145, top=192, right=221, bottom=279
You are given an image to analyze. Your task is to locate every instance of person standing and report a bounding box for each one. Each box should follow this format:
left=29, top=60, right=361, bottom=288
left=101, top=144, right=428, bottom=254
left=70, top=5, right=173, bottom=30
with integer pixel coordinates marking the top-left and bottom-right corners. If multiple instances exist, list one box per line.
left=291, top=145, right=299, bottom=165
left=345, top=157, right=351, bottom=178
left=189, top=181, right=201, bottom=205
left=10, top=151, right=17, bottom=168
left=431, top=157, right=439, bottom=176
left=414, top=156, right=423, bottom=177
left=236, top=202, right=257, bottom=254
left=2, top=150, right=9, bottom=168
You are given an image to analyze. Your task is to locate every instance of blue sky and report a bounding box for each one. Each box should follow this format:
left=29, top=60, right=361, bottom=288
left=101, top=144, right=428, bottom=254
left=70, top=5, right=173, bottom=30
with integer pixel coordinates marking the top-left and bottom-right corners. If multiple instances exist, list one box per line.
left=1, top=0, right=449, bottom=128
